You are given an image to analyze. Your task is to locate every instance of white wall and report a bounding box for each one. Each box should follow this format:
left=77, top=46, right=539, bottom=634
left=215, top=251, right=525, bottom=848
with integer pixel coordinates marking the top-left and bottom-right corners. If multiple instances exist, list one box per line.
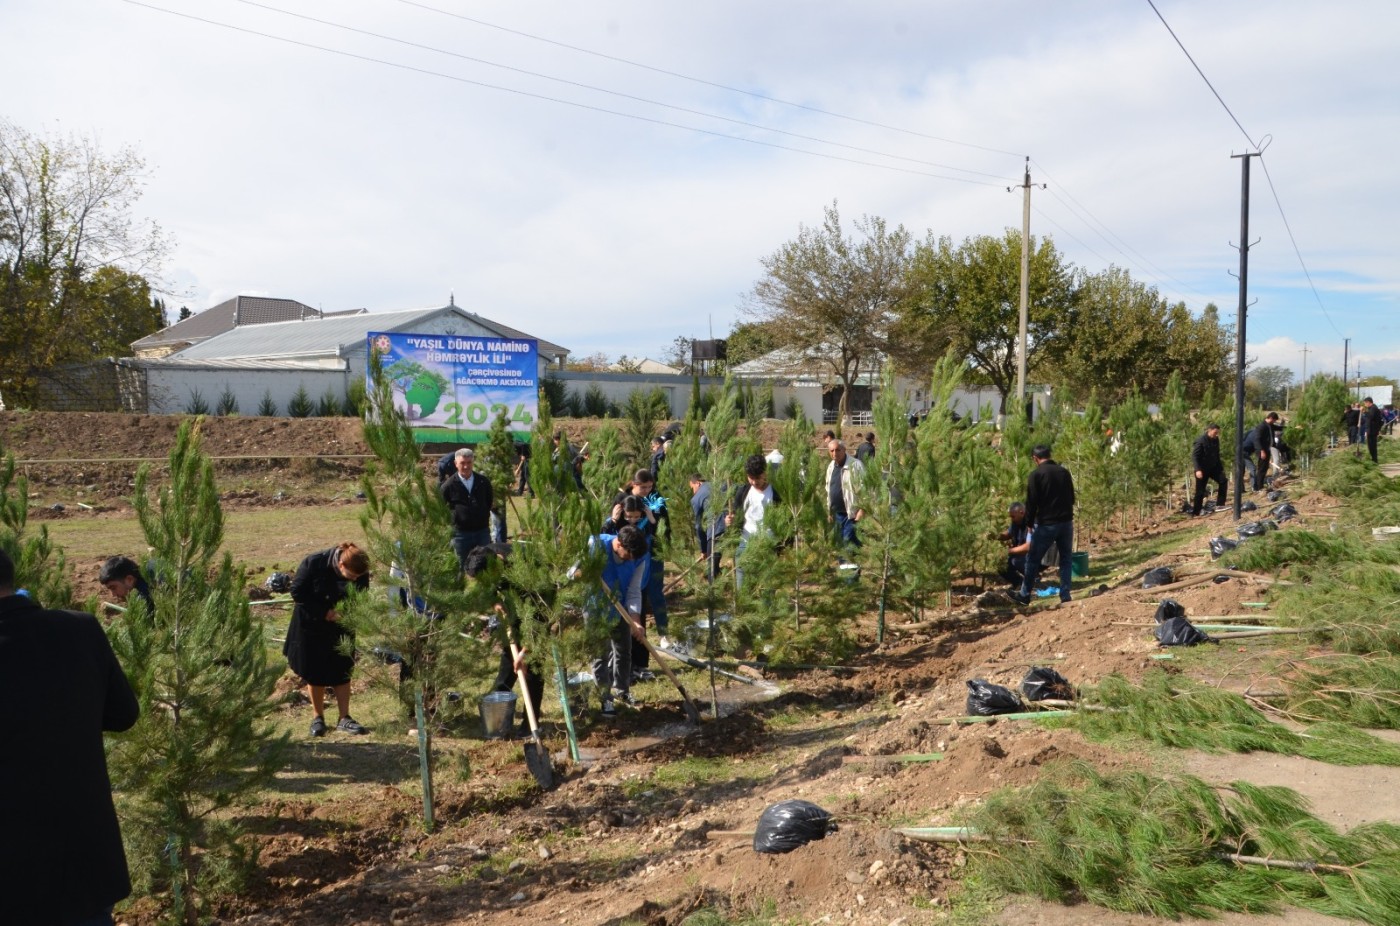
left=143, top=365, right=351, bottom=415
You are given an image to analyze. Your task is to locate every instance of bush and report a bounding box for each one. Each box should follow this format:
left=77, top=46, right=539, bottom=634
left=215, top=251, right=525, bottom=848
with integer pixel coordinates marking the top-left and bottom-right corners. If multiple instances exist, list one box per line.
left=343, top=377, right=367, bottom=416
left=582, top=384, right=610, bottom=418
left=215, top=385, right=239, bottom=416
left=539, top=375, right=567, bottom=416
left=316, top=388, right=340, bottom=417
left=287, top=384, right=313, bottom=417
left=185, top=389, right=210, bottom=415
left=257, top=390, right=278, bottom=416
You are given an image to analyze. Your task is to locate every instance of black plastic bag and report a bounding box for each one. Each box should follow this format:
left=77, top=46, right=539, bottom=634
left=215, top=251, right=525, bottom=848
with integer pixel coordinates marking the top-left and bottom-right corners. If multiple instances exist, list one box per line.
left=1237, top=520, right=1278, bottom=539
left=264, top=571, right=292, bottom=593
left=1156, top=616, right=1211, bottom=647
left=1270, top=503, right=1298, bottom=522
left=752, top=800, right=836, bottom=854
left=1021, top=667, right=1073, bottom=702
left=1142, top=567, right=1174, bottom=588
left=1209, top=536, right=1238, bottom=559
left=1154, top=599, right=1186, bottom=623
left=966, top=678, right=1024, bottom=716
left=1267, top=490, right=1285, bottom=502
left=1241, top=500, right=1257, bottom=512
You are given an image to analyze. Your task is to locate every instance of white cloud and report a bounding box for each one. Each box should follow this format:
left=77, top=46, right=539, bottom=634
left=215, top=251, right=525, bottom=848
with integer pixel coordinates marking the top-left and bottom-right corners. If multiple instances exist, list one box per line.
left=5, top=0, right=1399, bottom=377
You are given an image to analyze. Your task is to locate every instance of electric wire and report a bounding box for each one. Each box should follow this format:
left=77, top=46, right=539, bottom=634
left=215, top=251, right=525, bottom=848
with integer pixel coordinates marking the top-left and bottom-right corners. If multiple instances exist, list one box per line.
left=222, top=0, right=1011, bottom=182
left=1145, top=0, right=1346, bottom=339
left=117, top=0, right=1005, bottom=187
left=394, top=0, right=1028, bottom=160
left=1031, top=159, right=1214, bottom=305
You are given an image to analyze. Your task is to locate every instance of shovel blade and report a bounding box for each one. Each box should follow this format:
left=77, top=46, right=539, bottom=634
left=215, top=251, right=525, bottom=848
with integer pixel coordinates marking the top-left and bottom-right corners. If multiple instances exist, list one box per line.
left=523, top=740, right=555, bottom=790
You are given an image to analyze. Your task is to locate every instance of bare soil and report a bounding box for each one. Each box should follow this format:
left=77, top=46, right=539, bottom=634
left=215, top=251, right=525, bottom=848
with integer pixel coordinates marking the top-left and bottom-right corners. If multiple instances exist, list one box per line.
left=2, top=411, right=1387, bottom=926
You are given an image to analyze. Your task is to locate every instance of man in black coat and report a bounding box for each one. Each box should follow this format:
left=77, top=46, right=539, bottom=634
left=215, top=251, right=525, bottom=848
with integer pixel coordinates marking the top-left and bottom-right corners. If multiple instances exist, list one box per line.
left=1011, top=445, right=1076, bottom=606
left=0, top=547, right=139, bottom=926
left=441, top=447, right=494, bottom=570
left=1343, top=403, right=1361, bottom=445
left=1361, top=397, right=1384, bottom=464
left=1244, top=412, right=1278, bottom=491
left=1190, top=423, right=1228, bottom=516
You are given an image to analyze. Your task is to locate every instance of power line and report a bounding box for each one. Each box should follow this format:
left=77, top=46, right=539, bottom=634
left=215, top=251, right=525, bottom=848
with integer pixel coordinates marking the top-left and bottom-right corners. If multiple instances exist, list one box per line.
left=1031, top=159, right=1213, bottom=305
left=222, top=0, right=1011, bottom=182
left=1145, top=0, right=1346, bottom=339
left=394, top=0, right=1028, bottom=160
left=1145, top=0, right=1257, bottom=149
left=118, top=0, right=1006, bottom=187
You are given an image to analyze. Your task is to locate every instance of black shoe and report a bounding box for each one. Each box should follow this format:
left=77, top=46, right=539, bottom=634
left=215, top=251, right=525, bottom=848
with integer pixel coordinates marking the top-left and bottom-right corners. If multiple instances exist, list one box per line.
left=1009, top=590, right=1030, bottom=606
left=310, top=716, right=327, bottom=737
left=337, top=716, right=368, bottom=735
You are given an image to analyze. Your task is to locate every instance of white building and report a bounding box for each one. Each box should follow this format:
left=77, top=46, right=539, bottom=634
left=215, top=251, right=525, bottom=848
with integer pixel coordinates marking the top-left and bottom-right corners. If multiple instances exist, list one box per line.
left=119, top=300, right=567, bottom=415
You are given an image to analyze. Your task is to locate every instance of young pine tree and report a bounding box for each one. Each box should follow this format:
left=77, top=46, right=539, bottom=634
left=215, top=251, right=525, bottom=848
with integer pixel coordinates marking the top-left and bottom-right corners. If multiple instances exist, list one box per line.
left=105, top=421, right=287, bottom=926
left=0, top=451, right=73, bottom=607
left=342, top=359, right=490, bottom=829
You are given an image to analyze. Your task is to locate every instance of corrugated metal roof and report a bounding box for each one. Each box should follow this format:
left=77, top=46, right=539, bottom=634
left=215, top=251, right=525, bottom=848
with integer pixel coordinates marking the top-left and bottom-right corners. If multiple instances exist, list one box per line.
left=132, top=296, right=317, bottom=348
left=125, top=357, right=347, bottom=371
left=163, top=305, right=569, bottom=363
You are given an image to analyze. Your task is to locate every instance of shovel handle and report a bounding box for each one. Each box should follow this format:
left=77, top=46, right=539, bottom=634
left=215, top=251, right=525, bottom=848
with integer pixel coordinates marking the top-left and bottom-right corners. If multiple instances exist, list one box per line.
left=509, top=642, right=543, bottom=736
left=600, top=581, right=702, bottom=724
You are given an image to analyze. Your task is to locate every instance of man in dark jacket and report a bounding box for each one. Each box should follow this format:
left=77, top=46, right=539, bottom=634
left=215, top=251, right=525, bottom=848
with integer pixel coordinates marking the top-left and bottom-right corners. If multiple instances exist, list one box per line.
left=1343, top=403, right=1361, bottom=445
left=1, top=547, right=140, bottom=926
left=441, top=447, right=494, bottom=570
left=1190, top=423, right=1228, bottom=516
left=1244, top=412, right=1278, bottom=491
left=1361, top=397, right=1384, bottom=464
left=1012, top=445, right=1075, bottom=606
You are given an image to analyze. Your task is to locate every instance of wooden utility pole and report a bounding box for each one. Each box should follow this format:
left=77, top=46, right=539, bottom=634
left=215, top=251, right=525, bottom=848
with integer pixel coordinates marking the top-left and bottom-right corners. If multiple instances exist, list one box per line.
left=1009, top=158, right=1043, bottom=413
left=1300, top=343, right=1309, bottom=393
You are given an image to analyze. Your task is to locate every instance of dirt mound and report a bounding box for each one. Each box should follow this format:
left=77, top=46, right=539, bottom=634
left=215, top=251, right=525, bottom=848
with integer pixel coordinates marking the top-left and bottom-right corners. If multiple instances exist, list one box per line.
left=0, top=410, right=369, bottom=462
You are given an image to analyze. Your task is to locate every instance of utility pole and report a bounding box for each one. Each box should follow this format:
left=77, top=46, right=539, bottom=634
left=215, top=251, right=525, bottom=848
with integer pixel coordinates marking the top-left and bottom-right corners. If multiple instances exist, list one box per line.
left=1300, top=343, right=1310, bottom=393
left=1342, top=338, right=1350, bottom=390
left=1009, top=157, right=1043, bottom=414
left=1230, top=150, right=1261, bottom=522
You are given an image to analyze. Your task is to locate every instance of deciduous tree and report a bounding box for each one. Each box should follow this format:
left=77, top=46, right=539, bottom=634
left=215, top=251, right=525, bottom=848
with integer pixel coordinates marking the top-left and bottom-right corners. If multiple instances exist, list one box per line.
left=902, top=230, right=1075, bottom=413
left=0, top=120, right=168, bottom=404
left=746, top=202, right=913, bottom=425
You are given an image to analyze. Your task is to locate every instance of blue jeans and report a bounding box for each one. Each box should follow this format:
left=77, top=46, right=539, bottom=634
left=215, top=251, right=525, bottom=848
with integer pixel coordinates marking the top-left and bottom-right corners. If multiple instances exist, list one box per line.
left=451, top=529, right=492, bottom=570
left=1020, top=520, right=1074, bottom=602
left=833, top=513, right=859, bottom=548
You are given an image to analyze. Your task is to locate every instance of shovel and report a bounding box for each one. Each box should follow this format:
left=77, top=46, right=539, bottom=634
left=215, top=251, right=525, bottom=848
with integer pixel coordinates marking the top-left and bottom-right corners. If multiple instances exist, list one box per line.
left=600, top=581, right=703, bottom=724
left=509, top=642, right=555, bottom=789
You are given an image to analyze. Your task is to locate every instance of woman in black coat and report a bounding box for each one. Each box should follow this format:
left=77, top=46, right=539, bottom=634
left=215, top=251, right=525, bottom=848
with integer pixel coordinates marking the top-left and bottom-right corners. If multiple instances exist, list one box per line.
left=284, top=542, right=371, bottom=737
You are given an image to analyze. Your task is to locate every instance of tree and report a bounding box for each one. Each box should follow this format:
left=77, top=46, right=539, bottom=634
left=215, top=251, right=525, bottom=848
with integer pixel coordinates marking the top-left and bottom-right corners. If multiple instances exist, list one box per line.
left=563, top=351, right=612, bottom=372
left=177, top=305, right=192, bottom=322
left=902, top=230, right=1076, bottom=412
left=105, top=422, right=287, bottom=925
left=746, top=202, right=913, bottom=426
left=344, top=358, right=490, bottom=830
left=0, top=120, right=169, bottom=405
left=612, top=354, right=644, bottom=374
left=660, top=336, right=693, bottom=374
left=1048, top=266, right=1231, bottom=404
left=724, top=320, right=777, bottom=369
left=1246, top=365, right=1294, bottom=409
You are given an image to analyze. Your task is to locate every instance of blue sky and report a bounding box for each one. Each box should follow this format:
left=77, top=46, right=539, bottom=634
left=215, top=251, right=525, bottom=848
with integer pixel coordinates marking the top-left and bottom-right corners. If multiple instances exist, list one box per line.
left=5, top=0, right=1398, bottom=384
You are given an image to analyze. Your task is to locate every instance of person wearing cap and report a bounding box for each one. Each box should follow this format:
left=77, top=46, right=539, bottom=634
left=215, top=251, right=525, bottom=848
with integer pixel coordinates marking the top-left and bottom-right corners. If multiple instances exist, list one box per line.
left=1190, top=423, right=1228, bottom=516
left=1244, top=412, right=1279, bottom=491
left=1360, top=397, right=1384, bottom=464
left=441, top=447, right=494, bottom=570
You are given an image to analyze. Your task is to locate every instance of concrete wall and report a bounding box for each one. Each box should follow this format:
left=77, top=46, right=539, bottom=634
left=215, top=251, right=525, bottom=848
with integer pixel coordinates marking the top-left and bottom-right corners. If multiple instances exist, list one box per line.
left=140, top=364, right=351, bottom=415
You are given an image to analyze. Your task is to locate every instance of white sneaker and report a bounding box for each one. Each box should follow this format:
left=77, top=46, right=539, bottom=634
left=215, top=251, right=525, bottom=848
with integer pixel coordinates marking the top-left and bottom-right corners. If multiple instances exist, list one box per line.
left=658, top=635, right=672, bottom=650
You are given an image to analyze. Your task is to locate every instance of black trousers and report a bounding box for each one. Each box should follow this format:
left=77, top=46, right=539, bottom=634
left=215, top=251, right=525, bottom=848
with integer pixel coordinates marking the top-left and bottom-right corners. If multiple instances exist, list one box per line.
left=1192, top=468, right=1227, bottom=514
